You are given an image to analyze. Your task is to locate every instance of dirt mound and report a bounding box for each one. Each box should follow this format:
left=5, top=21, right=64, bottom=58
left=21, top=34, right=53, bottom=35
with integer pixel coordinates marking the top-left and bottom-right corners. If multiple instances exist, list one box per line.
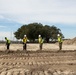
left=63, top=37, right=76, bottom=45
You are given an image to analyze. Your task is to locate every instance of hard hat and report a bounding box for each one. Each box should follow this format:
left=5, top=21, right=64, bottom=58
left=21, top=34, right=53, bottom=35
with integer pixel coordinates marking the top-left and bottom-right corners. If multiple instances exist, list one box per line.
left=38, top=35, right=41, bottom=37
left=57, top=34, right=60, bottom=36
left=24, top=35, right=26, bottom=37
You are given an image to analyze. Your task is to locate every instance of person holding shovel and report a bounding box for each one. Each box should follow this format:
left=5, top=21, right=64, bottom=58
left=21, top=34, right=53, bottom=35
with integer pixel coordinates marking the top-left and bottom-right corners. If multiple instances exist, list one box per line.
left=5, top=37, right=10, bottom=50
left=38, top=35, right=44, bottom=50
left=22, top=35, right=28, bottom=51
left=57, top=34, right=63, bottom=51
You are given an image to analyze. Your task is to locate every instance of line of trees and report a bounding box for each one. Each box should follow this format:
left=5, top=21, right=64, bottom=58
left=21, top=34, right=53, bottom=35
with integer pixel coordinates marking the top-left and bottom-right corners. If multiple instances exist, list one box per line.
left=14, top=23, right=64, bottom=43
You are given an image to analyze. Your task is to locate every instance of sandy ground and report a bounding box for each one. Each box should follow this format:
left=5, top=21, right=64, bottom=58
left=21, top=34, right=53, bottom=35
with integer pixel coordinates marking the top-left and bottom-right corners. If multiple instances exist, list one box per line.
left=0, top=43, right=76, bottom=74
left=0, top=43, right=76, bottom=51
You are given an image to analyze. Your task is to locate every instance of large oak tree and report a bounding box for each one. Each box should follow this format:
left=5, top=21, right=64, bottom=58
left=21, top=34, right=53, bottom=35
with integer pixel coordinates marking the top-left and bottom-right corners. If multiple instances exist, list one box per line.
left=14, top=23, right=63, bottom=42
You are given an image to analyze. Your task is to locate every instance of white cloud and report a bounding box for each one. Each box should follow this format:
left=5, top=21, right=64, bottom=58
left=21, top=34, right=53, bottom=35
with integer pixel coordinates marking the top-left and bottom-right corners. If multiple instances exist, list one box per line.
left=0, top=32, right=10, bottom=37
left=0, top=0, right=76, bottom=25
left=0, top=0, right=76, bottom=39
left=0, top=15, right=4, bottom=19
left=0, top=15, right=13, bottom=22
left=0, top=32, right=15, bottom=40
left=6, top=13, right=76, bottom=25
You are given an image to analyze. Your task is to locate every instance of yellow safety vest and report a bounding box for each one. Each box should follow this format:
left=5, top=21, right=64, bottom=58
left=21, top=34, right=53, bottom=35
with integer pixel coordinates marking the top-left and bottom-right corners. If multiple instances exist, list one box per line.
left=38, top=37, right=43, bottom=44
left=23, top=37, right=27, bottom=43
left=58, top=36, right=63, bottom=43
left=6, top=39, right=10, bottom=44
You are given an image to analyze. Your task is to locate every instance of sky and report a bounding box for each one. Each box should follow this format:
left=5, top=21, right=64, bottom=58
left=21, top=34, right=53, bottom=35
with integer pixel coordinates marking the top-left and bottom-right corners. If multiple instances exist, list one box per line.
left=0, top=0, right=76, bottom=40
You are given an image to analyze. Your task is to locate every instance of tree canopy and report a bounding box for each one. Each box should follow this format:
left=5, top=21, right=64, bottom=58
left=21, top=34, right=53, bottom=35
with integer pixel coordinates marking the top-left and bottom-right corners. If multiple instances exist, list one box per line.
left=14, top=23, right=64, bottom=42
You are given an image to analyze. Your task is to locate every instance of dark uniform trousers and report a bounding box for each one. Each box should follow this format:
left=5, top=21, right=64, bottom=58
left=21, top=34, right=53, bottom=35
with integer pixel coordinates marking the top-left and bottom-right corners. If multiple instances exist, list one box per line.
left=7, top=43, right=10, bottom=50
left=40, top=43, right=43, bottom=50
left=23, top=43, right=27, bottom=50
left=59, top=42, right=62, bottom=50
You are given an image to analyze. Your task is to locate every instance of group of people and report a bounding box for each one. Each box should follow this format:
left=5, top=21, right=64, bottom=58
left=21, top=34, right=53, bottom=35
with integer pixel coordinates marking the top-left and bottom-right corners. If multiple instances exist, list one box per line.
left=22, top=34, right=44, bottom=51
left=5, top=34, right=63, bottom=51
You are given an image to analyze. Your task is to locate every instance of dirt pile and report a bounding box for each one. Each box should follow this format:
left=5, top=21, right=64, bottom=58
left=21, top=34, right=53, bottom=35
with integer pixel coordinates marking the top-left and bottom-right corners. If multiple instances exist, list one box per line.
left=63, top=37, right=76, bottom=45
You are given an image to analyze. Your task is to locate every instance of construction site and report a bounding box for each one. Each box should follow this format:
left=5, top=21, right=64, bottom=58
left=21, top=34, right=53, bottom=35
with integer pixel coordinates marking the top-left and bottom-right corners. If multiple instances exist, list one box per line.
left=0, top=38, right=76, bottom=75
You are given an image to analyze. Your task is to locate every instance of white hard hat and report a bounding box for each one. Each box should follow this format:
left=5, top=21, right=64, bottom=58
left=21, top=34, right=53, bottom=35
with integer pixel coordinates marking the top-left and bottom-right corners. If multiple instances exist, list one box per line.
left=57, top=34, right=60, bottom=36
left=24, top=35, right=26, bottom=37
left=38, top=35, right=41, bottom=37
